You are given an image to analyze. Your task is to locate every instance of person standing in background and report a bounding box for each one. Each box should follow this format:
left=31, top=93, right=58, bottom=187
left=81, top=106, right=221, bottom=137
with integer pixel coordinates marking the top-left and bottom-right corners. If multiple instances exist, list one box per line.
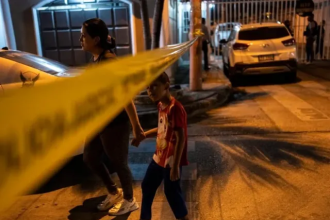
left=210, top=21, right=216, bottom=54
left=201, top=18, right=211, bottom=71
left=304, top=14, right=318, bottom=64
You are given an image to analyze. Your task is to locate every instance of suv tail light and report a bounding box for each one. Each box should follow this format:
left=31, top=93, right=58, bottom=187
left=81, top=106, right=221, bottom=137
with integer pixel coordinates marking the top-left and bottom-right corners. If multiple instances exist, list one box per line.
left=282, top=38, right=296, bottom=46
left=233, top=43, right=249, bottom=50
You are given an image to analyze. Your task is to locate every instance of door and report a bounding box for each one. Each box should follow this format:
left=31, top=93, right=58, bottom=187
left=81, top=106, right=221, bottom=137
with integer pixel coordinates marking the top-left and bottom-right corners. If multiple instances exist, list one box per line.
left=222, top=29, right=237, bottom=65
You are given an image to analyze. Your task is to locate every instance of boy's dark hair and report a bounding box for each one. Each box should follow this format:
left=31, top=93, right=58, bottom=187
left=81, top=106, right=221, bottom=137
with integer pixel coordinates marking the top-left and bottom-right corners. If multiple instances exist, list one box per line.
left=155, top=72, right=170, bottom=84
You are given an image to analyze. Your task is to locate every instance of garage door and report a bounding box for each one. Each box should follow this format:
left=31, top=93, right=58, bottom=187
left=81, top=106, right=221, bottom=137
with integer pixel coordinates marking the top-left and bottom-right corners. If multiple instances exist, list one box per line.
left=38, top=0, right=131, bottom=66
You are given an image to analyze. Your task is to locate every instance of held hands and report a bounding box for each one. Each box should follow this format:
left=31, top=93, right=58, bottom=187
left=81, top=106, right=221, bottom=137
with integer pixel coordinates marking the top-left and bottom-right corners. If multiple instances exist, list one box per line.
left=170, top=166, right=180, bottom=181
left=131, top=125, right=146, bottom=147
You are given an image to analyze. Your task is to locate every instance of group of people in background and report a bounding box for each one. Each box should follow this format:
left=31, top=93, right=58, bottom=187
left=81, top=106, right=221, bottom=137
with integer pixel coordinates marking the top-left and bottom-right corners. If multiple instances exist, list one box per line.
left=304, top=14, right=326, bottom=64
left=304, top=15, right=325, bottom=64
left=284, top=15, right=326, bottom=64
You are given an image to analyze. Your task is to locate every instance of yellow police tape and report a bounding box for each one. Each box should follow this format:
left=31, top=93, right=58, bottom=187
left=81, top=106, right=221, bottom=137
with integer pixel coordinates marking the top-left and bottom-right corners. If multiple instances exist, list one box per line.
left=0, top=37, right=198, bottom=211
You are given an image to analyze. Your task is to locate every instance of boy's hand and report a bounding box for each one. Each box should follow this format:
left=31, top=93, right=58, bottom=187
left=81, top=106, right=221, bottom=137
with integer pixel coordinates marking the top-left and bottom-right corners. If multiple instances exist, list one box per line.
left=131, top=138, right=141, bottom=147
left=170, top=166, right=180, bottom=181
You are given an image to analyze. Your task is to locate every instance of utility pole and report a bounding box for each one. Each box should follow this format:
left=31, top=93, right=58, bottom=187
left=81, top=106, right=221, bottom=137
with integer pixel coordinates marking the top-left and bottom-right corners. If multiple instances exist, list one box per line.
left=189, top=0, right=202, bottom=91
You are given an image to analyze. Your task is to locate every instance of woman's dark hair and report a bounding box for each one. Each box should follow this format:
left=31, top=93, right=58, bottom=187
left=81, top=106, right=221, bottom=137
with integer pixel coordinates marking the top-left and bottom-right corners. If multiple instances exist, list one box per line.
left=83, top=18, right=114, bottom=51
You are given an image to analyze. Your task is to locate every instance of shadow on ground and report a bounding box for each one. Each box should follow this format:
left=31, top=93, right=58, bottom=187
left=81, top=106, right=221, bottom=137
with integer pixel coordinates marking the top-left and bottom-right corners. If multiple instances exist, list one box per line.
left=187, top=89, right=271, bottom=135
left=29, top=114, right=330, bottom=220
left=33, top=155, right=116, bottom=194
left=190, top=128, right=330, bottom=214
left=67, top=195, right=132, bottom=220
left=68, top=196, right=108, bottom=220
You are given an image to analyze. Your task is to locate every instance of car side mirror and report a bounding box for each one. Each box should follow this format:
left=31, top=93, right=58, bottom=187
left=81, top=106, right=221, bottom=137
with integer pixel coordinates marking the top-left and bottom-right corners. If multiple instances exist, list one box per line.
left=220, top=39, right=227, bottom=44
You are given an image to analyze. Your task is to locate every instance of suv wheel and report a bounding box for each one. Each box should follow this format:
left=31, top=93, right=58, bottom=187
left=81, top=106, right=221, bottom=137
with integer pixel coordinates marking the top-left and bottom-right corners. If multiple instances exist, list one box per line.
left=286, top=71, right=297, bottom=82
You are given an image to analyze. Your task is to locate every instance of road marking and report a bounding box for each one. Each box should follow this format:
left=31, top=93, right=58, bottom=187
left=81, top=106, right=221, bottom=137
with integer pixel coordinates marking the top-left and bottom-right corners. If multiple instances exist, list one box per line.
left=298, top=81, right=330, bottom=98
left=260, top=85, right=329, bottom=121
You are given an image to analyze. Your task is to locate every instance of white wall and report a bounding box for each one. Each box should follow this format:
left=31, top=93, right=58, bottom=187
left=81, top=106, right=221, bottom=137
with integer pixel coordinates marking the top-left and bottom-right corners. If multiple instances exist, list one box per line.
left=160, top=0, right=179, bottom=81
left=0, top=0, right=7, bottom=48
left=0, top=0, right=16, bottom=49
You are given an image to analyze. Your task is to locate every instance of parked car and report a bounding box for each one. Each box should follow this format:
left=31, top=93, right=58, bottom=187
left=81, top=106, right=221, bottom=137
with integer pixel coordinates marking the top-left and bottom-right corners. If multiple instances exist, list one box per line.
left=0, top=49, right=81, bottom=92
left=214, top=22, right=241, bottom=52
left=0, top=49, right=84, bottom=155
left=221, top=22, right=297, bottom=81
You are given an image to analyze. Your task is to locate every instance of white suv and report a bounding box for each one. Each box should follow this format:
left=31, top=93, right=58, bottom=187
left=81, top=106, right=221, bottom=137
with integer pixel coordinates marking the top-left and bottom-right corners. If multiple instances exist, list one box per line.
left=221, top=22, right=297, bottom=81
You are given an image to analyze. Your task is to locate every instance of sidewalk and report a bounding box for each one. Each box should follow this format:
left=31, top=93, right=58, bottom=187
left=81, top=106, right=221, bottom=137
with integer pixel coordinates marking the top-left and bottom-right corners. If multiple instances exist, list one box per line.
left=136, top=65, right=232, bottom=128
left=298, top=60, right=330, bottom=80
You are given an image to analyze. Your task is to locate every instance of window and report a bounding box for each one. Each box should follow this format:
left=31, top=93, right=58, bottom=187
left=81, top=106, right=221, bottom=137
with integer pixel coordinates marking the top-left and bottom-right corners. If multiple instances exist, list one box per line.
left=183, top=11, right=190, bottom=33
left=0, top=51, right=68, bottom=75
left=226, top=24, right=234, bottom=30
left=218, top=25, right=224, bottom=32
left=228, top=30, right=237, bottom=41
left=238, top=27, right=290, bottom=40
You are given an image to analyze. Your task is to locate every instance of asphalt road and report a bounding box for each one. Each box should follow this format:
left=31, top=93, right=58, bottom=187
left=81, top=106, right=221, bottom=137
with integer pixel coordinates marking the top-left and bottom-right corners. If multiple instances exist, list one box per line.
left=2, top=70, right=330, bottom=220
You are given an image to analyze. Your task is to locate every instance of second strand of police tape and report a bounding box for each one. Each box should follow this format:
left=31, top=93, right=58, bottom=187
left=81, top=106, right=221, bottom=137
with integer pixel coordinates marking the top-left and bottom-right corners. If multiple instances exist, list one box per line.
left=0, top=37, right=198, bottom=211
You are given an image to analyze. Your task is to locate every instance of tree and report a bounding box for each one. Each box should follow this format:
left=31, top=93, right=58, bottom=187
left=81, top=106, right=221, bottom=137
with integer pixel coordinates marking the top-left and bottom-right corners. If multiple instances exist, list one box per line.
left=152, top=0, right=165, bottom=49
left=140, top=0, right=152, bottom=50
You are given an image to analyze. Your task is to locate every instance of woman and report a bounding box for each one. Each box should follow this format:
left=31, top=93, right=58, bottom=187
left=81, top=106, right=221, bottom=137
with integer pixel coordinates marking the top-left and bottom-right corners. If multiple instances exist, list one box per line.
left=80, top=18, right=144, bottom=215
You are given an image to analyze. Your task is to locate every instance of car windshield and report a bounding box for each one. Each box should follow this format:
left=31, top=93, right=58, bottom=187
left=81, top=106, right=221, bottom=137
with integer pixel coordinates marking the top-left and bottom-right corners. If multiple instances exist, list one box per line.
left=238, top=27, right=290, bottom=40
left=0, top=51, right=68, bottom=75
left=218, top=24, right=236, bottom=31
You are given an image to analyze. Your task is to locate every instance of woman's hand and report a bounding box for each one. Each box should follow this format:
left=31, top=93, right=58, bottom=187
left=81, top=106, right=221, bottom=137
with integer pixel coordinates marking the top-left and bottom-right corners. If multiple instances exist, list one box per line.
left=131, top=126, right=146, bottom=147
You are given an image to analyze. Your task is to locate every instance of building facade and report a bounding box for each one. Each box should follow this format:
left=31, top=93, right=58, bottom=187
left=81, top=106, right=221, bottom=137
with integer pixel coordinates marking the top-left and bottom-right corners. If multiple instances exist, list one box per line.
left=0, top=0, right=180, bottom=68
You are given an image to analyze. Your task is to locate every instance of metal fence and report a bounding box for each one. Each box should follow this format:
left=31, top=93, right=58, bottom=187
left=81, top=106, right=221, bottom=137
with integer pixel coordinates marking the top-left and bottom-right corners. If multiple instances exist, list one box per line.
left=178, top=0, right=330, bottom=64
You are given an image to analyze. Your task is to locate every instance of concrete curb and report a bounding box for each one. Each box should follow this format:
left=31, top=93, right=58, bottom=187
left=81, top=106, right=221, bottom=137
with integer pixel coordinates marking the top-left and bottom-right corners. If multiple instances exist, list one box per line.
left=298, top=63, right=330, bottom=81
left=137, top=83, right=232, bottom=129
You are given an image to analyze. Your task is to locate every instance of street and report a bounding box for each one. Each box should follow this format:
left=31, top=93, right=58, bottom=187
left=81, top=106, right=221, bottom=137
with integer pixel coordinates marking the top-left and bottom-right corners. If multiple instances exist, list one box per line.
left=2, top=70, right=330, bottom=220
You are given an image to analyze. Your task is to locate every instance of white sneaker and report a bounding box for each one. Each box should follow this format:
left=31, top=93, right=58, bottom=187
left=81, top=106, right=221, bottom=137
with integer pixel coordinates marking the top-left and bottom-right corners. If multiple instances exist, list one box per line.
left=306, top=61, right=311, bottom=65
left=97, top=188, right=123, bottom=211
left=108, top=197, right=139, bottom=216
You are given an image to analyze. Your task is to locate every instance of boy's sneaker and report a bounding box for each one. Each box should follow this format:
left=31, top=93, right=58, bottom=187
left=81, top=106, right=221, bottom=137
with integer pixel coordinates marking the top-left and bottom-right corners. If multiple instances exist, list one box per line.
left=97, top=188, right=123, bottom=211
left=108, top=197, right=139, bottom=216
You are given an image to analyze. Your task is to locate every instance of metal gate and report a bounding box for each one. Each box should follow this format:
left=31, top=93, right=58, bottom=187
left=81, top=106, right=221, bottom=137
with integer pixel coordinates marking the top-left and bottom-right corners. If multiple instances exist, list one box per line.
left=179, top=0, right=330, bottom=63
left=37, top=0, right=131, bottom=66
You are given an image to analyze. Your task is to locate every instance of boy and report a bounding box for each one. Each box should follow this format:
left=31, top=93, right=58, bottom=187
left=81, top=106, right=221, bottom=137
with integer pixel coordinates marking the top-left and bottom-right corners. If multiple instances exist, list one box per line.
left=133, top=72, right=189, bottom=220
